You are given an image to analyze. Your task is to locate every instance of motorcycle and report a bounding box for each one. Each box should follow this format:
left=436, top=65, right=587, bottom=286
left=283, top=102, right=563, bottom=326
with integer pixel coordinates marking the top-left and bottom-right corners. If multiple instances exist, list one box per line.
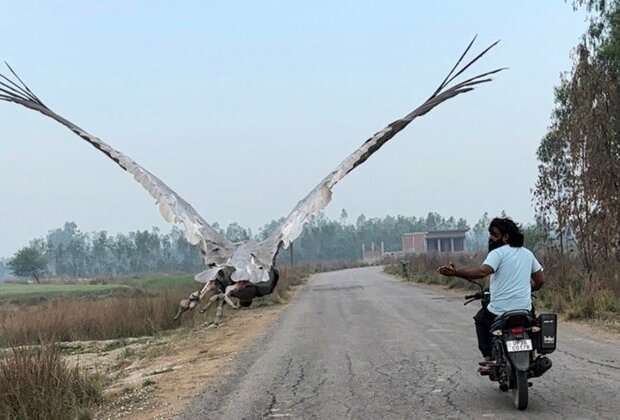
left=463, top=280, right=557, bottom=410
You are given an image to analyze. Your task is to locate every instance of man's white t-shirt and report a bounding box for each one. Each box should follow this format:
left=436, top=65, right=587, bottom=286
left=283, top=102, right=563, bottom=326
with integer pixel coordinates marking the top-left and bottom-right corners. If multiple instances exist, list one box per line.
left=482, top=245, right=543, bottom=315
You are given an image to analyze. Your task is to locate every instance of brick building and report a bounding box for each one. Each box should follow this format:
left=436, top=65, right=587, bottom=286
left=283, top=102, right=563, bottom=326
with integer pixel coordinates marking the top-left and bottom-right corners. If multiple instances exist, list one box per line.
left=402, top=230, right=468, bottom=253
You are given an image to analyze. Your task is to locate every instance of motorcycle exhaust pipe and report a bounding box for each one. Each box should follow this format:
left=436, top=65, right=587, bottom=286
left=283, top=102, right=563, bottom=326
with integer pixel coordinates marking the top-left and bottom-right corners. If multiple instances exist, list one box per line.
left=531, top=355, right=553, bottom=377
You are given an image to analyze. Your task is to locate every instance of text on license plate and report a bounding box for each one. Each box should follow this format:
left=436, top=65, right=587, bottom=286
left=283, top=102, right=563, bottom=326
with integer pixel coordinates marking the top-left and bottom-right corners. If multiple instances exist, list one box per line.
left=506, top=339, right=533, bottom=352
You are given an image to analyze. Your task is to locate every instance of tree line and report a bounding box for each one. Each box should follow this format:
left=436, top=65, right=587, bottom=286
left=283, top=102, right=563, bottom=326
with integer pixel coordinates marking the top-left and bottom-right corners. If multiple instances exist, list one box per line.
left=3, top=212, right=485, bottom=280
left=535, top=0, right=620, bottom=270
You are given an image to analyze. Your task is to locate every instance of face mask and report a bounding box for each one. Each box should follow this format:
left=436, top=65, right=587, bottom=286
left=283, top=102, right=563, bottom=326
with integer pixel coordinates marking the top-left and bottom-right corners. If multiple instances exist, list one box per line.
left=488, top=238, right=505, bottom=252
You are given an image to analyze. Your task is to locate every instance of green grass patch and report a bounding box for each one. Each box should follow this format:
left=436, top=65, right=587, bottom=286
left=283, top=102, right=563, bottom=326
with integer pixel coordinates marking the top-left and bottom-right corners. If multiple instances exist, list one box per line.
left=0, top=283, right=132, bottom=301
left=0, top=274, right=197, bottom=305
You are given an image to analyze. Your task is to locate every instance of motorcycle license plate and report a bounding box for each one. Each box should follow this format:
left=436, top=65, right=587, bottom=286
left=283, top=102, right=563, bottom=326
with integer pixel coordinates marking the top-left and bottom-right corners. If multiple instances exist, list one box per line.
left=506, top=339, right=533, bottom=352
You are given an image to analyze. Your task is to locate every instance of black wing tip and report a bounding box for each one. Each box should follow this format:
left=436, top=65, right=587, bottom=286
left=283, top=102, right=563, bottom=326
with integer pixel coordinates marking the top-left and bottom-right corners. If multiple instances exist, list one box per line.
left=0, top=61, right=45, bottom=107
left=430, top=36, right=503, bottom=100
left=410, top=37, right=505, bottom=120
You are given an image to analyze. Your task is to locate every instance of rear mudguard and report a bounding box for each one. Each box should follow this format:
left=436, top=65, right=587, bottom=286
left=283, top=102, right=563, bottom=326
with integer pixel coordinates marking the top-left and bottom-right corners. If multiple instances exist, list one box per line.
left=507, top=350, right=531, bottom=371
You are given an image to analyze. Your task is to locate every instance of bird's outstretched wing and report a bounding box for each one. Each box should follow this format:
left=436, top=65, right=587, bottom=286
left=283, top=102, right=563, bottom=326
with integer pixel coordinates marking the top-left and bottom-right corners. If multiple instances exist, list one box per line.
left=0, top=64, right=234, bottom=264
left=258, top=37, right=504, bottom=264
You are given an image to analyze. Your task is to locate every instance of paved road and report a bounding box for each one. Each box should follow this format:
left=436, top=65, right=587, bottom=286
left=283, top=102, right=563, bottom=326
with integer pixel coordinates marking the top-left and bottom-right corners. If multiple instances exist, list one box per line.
left=182, top=266, right=620, bottom=419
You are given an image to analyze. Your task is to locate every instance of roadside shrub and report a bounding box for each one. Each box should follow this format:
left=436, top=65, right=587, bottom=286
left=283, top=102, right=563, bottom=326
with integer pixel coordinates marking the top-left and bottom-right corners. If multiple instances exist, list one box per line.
left=384, top=252, right=484, bottom=291
left=386, top=249, right=620, bottom=322
left=0, top=344, right=103, bottom=419
left=536, top=250, right=620, bottom=320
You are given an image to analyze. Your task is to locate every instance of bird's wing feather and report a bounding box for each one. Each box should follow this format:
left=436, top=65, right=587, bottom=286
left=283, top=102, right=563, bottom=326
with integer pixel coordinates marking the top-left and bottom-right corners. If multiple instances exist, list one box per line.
left=0, top=64, right=235, bottom=264
left=258, top=38, right=504, bottom=264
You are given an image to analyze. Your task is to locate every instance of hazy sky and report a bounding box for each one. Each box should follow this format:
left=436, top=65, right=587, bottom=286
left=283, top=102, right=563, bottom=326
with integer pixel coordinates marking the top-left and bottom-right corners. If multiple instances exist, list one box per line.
left=0, top=1, right=588, bottom=257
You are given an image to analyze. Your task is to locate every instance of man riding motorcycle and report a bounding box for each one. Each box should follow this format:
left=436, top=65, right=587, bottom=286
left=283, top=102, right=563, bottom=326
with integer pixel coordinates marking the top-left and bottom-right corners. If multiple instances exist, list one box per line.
left=438, top=217, right=545, bottom=373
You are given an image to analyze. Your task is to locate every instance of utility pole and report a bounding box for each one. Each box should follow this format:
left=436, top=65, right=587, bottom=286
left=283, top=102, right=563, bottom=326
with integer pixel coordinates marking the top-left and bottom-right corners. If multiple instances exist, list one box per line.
left=290, top=242, right=294, bottom=267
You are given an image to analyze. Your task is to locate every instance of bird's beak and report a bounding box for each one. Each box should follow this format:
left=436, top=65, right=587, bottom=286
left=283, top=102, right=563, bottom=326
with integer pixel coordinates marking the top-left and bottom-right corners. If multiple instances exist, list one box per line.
left=174, top=298, right=191, bottom=320
left=174, top=292, right=202, bottom=320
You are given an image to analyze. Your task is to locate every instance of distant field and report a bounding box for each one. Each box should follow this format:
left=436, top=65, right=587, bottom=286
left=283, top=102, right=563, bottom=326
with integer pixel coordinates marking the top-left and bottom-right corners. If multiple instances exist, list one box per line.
left=0, top=274, right=197, bottom=302
left=0, top=283, right=131, bottom=301
left=121, top=274, right=196, bottom=292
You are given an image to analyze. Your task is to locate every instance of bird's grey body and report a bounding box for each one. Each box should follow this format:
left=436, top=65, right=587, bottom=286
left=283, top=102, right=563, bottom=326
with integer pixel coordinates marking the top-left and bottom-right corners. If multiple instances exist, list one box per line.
left=0, top=37, right=503, bottom=323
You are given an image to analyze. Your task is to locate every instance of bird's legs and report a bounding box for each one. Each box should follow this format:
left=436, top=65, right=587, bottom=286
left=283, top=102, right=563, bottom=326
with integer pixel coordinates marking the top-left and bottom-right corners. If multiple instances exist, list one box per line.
left=199, top=292, right=222, bottom=314
left=199, top=280, right=219, bottom=301
left=174, top=280, right=251, bottom=325
left=203, top=282, right=250, bottom=326
left=214, top=293, right=226, bottom=324
left=222, top=284, right=241, bottom=309
left=200, top=292, right=227, bottom=327
left=223, top=281, right=251, bottom=309
left=195, top=293, right=226, bottom=327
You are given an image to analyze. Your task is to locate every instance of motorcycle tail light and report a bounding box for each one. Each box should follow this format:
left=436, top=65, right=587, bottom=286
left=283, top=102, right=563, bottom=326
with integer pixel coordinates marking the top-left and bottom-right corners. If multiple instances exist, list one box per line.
left=511, top=327, right=525, bottom=334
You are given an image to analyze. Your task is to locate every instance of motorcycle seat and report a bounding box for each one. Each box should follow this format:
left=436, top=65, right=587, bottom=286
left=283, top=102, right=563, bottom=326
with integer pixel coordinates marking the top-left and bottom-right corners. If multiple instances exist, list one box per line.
left=491, top=309, right=535, bottom=331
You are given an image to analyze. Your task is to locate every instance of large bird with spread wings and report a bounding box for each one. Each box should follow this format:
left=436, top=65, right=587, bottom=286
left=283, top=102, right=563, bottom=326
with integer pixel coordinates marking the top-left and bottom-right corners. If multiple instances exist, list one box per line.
left=1, top=38, right=503, bottom=324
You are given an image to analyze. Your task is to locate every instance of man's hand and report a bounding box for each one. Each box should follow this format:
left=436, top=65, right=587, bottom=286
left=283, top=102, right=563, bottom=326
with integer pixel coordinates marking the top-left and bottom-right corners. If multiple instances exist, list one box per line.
left=438, top=262, right=458, bottom=277
left=438, top=263, right=493, bottom=281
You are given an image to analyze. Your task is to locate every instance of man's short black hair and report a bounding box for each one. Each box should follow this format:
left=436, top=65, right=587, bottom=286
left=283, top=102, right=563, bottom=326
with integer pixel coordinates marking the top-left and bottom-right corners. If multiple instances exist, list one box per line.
left=489, top=217, right=524, bottom=247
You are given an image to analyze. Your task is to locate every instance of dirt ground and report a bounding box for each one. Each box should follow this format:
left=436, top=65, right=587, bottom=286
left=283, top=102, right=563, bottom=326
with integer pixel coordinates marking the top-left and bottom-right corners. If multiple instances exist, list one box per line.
left=62, top=289, right=300, bottom=420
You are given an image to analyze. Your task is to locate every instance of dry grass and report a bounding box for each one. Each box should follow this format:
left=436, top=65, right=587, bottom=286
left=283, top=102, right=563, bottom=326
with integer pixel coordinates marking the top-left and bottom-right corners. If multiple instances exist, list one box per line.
left=534, top=250, right=620, bottom=320
left=384, top=252, right=485, bottom=291
left=0, top=266, right=317, bottom=418
left=0, top=291, right=190, bottom=347
left=0, top=344, right=103, bottom=420
left=386, top=250, right=620, bottom=323
left=0, top=267, right=313, bottom=347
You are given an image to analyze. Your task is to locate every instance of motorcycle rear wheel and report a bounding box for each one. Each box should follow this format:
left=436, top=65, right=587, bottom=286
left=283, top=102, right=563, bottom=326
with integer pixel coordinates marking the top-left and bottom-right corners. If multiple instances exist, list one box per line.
left=512, top=369, right=529, bottom=410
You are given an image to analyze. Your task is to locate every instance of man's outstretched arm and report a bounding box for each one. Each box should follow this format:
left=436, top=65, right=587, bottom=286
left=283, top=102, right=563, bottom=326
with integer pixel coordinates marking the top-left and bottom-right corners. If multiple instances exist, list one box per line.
left=438, top=263, right=494, bottom=281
